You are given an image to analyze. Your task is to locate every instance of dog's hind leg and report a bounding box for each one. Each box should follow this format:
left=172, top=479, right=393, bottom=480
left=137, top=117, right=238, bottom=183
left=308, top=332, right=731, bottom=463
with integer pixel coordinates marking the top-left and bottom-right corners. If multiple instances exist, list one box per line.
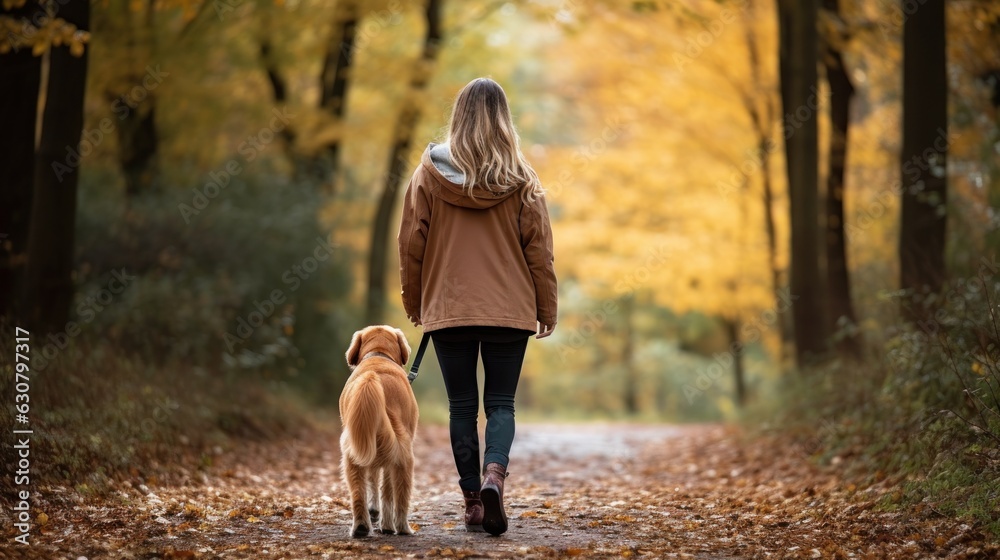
left=344, top=459, right=372, bottom=538
left=366, top=468, right=380, bottom=524
left=390, top=451, right=415, bottom=535
left=378, top=465, right=397, bottom=534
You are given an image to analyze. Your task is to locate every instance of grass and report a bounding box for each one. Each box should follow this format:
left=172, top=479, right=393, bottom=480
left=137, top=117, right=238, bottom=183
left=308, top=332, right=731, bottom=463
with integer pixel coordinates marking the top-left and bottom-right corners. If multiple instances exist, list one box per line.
left=0, top=324, right=332, bottom=499
left=754, top=316, right=1000, bottom=540
left=895, top=444, right=1000, bottom=536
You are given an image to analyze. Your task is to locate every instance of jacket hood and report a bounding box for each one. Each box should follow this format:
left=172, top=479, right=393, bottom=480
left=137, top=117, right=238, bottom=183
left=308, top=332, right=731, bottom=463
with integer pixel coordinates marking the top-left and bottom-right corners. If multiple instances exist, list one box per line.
left=421, top=142, right=520, bottom=209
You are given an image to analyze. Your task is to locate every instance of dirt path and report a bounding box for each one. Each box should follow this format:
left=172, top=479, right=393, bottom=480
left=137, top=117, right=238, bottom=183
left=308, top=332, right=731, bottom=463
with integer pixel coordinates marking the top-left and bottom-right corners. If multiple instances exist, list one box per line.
left=5, top=423, right=996, bottom=559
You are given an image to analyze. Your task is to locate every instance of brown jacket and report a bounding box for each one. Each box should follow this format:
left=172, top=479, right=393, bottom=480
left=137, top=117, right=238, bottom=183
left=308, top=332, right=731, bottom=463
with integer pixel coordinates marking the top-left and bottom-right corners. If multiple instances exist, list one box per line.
left=398, top=144, right=558, bottom=332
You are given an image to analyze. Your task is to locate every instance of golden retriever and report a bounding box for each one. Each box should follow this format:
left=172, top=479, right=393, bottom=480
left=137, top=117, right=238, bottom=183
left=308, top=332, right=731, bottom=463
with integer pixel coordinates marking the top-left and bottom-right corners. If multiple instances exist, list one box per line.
left=341, top=325, right=418, bottom=537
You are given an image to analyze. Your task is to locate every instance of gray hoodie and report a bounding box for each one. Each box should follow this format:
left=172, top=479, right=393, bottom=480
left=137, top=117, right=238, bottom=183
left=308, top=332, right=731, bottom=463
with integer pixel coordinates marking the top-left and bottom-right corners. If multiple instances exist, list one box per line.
left=427, top=142, right=466, bottom=185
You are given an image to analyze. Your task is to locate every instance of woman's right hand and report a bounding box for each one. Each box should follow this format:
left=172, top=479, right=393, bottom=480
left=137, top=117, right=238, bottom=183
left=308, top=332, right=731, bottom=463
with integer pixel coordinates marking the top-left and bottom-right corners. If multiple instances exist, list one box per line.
left=536, top=322, right=555, bottom=339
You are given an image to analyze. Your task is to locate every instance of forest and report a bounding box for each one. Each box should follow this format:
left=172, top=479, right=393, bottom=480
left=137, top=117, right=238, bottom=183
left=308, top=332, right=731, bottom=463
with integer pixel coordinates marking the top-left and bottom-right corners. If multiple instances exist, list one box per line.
left=0, top=0, right=999, bottom=557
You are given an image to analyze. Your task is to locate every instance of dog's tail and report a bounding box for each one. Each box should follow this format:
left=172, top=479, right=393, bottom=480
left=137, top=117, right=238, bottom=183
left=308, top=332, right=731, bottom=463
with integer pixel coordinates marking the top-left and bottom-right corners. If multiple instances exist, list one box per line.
left=342, top=372, right=391, bottom=467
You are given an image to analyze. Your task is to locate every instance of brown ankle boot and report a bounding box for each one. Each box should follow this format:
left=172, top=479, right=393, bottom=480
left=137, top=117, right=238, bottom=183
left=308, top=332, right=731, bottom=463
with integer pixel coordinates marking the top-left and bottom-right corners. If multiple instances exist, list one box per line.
left=463, top=490, right=484, bottom=530
left=480, top=463, right=509, bottom=536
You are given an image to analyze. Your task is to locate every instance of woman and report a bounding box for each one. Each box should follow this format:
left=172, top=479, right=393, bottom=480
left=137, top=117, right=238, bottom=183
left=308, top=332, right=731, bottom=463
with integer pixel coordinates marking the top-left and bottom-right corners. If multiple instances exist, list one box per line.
left=397, top=77, right=558, bottom=536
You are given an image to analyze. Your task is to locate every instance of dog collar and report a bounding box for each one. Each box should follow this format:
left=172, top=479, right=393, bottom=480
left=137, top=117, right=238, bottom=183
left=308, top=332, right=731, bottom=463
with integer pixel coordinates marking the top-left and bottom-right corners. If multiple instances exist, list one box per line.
left=360, top=350, right=396, bottom=364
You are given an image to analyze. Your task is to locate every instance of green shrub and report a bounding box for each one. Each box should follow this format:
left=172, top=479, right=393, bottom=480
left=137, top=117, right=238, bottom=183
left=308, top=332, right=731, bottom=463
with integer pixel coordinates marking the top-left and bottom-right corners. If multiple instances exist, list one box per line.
left=763, top=264, right=1000, bottom=538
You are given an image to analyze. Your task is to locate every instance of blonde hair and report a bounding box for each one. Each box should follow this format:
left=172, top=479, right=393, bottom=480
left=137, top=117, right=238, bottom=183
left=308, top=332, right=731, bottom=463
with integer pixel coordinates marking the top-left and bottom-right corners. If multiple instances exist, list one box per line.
left=446, top=77, right=544, bottom=204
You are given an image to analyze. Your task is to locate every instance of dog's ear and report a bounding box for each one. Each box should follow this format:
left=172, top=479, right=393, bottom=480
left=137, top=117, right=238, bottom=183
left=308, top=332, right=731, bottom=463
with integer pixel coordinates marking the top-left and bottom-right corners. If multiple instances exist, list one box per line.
left=346, top=330, right=364, bottom=368
left=396, top=329, right=411, bottom=365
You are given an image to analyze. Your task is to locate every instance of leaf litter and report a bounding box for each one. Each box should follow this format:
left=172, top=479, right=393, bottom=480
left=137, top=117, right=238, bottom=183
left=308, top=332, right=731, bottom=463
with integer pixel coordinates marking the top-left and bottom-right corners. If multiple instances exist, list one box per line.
left=3, top=423, right=997, bottom=559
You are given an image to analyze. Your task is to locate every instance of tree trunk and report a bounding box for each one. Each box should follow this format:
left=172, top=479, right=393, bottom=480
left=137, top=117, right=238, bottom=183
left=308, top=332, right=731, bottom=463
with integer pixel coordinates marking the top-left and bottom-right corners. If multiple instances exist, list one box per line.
left=621, top=294, right=638, bottom=415
left=258, top=1, right=358, bottom=187
left=724, top=319, right=747, bottom=407
left=0, top=2, right=42, bottom=320
left=23, top=0, right=90, bottom=333
left=759, top=142, right=791, bottom=358
left=592, top=335, right=612, bottom=415
left=822, top=0, right=860, bottom=357
left=317, top=0, right=359, bottom=191
left=258, top=37, right=299, bottom=171
left=899, top=0, right=947, bottom=309
left=117, top=0, right=158, bottom=198
left=777, top=0, right=826, bottom=365
left=741, top=10, right=791, bottom=364
left=365, top=0, right=442, bottom=326
left=119, top=104, right=159, bottom=197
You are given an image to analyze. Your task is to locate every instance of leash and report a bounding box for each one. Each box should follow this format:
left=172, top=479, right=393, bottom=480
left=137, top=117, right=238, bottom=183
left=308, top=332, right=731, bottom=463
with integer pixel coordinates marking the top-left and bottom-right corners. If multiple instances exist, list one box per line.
left=408, top=332, right=430, bottom=384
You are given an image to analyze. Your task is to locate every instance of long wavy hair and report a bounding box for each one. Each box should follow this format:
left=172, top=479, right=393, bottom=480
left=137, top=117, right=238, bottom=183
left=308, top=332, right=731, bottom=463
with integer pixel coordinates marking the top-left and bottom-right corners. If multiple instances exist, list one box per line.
left=446, top=78, right=544, bottom=204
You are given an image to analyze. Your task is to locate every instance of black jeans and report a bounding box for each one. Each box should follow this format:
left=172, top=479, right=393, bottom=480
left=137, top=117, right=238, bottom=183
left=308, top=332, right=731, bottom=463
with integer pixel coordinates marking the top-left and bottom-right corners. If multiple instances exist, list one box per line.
left=431, top=326, right=532, bottom=492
